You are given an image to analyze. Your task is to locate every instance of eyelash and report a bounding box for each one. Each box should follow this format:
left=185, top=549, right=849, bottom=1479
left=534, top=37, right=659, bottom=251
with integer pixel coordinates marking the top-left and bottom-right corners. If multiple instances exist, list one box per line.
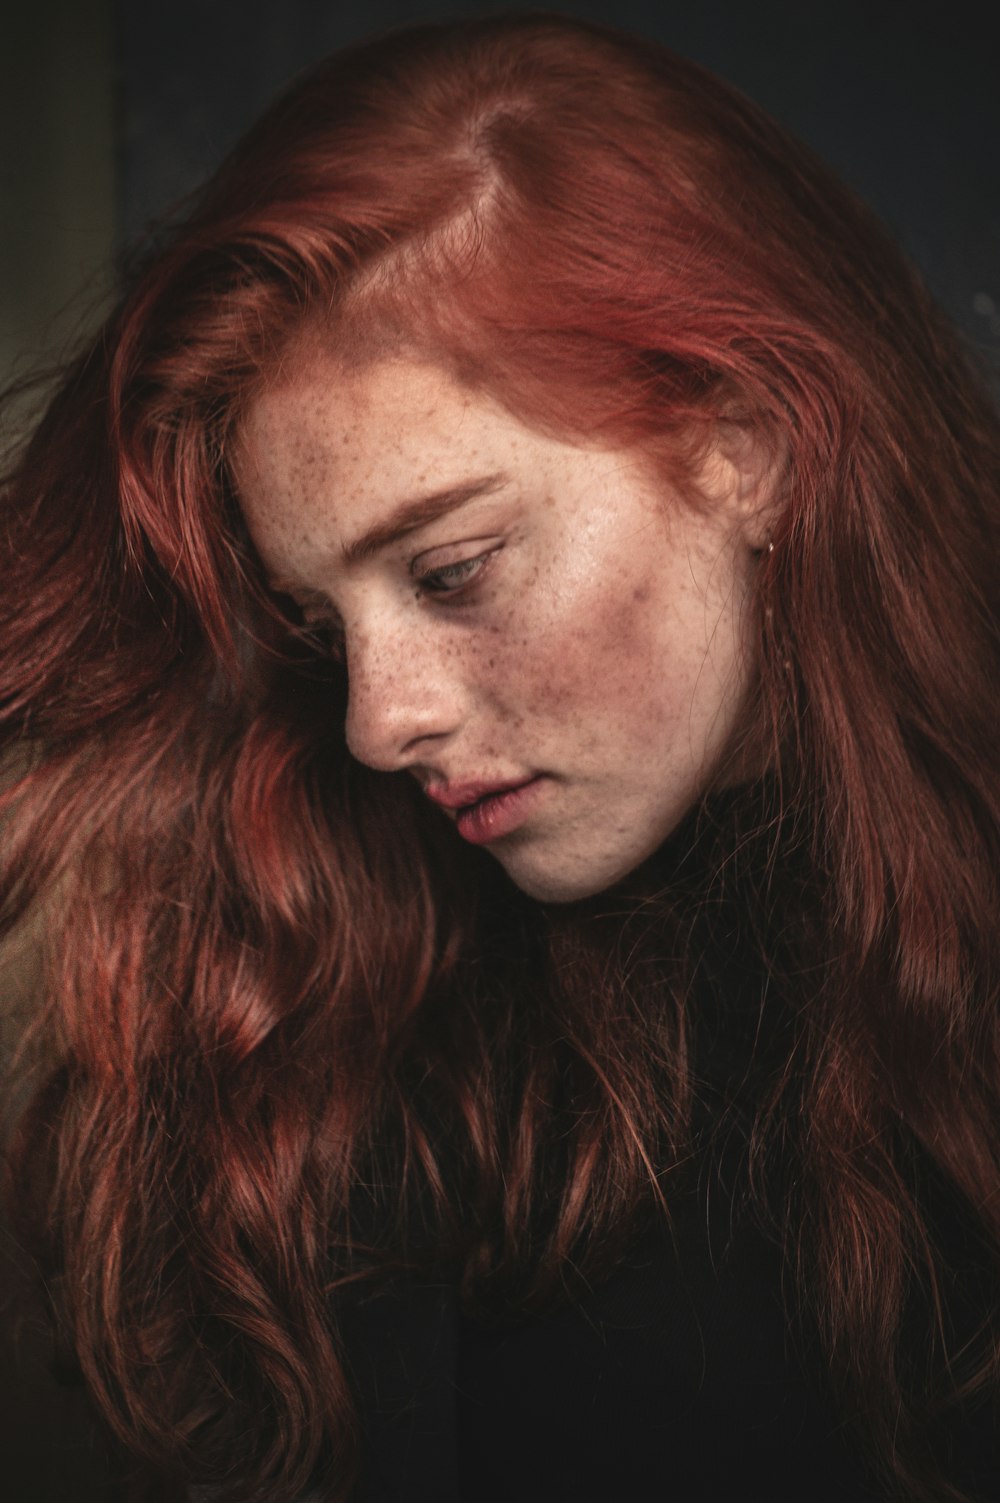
left=413, top=548, right=497, bottom=597
left=289, top=548, right=497, bottom=660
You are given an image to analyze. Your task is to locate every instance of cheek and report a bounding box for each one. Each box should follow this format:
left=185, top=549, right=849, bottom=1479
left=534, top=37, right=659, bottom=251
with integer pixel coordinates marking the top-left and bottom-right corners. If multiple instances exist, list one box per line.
left=484, top=569, right=676, bottom=738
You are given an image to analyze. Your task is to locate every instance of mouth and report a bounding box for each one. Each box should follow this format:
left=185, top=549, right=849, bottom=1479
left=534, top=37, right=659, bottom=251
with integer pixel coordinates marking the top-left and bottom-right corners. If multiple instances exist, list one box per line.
left=425, top=776, right=548, bottom=846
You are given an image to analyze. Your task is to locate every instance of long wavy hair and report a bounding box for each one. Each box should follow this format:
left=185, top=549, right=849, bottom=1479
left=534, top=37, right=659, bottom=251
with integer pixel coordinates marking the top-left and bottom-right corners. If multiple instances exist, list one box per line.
left=3, top=14, right=999, bottom=1502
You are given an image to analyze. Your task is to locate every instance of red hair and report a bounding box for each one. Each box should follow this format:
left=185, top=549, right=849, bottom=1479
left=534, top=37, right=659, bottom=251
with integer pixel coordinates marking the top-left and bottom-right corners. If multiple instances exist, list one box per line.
left=3, top=15, right=1000, bottom=1501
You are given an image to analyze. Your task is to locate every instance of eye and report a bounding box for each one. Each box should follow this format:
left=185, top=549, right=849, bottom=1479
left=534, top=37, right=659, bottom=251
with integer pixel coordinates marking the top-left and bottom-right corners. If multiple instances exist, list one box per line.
left=413, top=548, right=499, bottom=597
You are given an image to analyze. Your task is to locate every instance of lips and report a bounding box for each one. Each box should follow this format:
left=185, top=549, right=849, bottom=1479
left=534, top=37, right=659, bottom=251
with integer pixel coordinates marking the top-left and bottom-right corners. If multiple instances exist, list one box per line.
left=424, top=777, right=536, bottom=811
left=424, top=776, right=548, bottom=845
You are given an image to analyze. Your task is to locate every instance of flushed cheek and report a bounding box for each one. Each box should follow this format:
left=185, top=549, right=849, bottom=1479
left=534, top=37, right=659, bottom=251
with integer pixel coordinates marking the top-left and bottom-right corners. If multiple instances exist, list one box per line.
left=558, top=573, right=673, bottom=701
left=484, top=590, right=673, bottom=761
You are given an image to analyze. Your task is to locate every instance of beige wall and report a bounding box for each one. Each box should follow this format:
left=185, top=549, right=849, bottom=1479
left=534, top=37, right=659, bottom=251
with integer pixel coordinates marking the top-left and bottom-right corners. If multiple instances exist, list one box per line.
left=0, top=0, right=116, bottom=392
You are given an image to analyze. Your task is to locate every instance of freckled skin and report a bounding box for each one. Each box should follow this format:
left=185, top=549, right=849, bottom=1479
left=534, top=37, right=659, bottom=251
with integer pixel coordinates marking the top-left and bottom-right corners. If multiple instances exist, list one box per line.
left=235, top=351, right=766, bottom=902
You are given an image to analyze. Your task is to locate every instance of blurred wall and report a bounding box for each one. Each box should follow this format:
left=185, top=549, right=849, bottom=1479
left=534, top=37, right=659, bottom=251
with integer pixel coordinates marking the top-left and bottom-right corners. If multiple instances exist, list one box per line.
left=1, top=11, right=118, bottom=1501
left=0, top=0, right=117, bottom=390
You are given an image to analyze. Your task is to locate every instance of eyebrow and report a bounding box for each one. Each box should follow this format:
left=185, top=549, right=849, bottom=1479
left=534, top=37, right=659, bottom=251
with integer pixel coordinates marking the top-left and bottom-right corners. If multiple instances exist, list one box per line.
left=341, top=471, right=510, bottom=565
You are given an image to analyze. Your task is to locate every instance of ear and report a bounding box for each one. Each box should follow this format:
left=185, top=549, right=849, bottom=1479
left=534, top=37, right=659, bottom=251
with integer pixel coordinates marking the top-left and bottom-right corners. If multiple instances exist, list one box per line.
left=696, top=418, right=787, bottom=550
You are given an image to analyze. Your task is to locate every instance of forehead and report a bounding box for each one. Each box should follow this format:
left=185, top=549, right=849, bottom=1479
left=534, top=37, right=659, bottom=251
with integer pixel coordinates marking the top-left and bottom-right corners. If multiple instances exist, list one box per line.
left=234, top=351, right=575, bottom=577
left=241, top=352, right=513, bottom=474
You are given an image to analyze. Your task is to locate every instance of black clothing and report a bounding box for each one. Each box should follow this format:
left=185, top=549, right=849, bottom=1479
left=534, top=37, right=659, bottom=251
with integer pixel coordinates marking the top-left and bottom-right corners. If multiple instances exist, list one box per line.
left=343, top=1187, right=878, bottom=1503
left=339, top=805, right=876, bottom=1502
left=337, top=796, right=998, bottom=1502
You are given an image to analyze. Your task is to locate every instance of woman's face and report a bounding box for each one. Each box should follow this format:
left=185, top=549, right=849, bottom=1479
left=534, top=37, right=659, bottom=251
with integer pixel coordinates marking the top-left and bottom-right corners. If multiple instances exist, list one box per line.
left=236, top=351, right=767, bottom=902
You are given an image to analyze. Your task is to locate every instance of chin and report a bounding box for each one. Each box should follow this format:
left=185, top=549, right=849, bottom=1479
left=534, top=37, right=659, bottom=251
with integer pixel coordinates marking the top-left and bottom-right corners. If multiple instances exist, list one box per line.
left=498, top=849, right=642, bottom=905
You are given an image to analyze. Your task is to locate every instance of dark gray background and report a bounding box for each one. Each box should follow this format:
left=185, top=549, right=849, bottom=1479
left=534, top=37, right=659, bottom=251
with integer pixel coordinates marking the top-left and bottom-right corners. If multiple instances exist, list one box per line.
left=118, top=0, right=1000, bottom=374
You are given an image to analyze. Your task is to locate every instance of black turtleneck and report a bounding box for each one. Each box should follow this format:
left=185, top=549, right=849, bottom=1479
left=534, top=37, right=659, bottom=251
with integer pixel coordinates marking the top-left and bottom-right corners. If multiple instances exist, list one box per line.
left=342, top=789, right=998, bottom=1502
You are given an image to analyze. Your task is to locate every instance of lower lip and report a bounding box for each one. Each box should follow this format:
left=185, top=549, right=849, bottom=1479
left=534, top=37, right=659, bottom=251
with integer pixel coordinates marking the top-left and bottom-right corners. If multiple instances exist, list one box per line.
left=455, top=778, right=547, bottom=845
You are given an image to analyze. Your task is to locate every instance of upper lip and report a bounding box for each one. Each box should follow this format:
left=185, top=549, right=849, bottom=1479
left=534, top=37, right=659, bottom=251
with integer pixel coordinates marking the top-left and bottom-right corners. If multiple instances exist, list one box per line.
left=424, top=777, right=537, bottom=811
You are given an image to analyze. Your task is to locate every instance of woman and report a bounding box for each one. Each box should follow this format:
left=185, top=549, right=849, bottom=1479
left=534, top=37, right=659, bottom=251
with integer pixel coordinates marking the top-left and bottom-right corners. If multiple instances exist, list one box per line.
left=2, top=13, right=999, bottom=1502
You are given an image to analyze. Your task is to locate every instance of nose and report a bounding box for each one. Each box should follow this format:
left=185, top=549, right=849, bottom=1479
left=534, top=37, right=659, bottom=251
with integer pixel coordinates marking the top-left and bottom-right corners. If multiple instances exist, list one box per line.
left=343, top=616, right=464, bottom=773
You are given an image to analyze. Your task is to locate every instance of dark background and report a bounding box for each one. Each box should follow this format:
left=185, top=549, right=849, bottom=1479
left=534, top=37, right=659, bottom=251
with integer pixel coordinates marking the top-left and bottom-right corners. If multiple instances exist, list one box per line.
left=2, top=2, right=997, bottom=1498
